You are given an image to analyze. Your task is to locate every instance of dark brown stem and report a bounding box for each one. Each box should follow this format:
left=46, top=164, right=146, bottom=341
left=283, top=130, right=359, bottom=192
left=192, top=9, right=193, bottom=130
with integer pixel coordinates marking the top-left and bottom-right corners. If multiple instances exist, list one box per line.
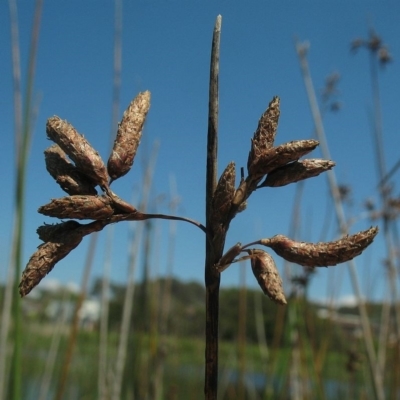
left=105, top=212, right=208, bottom=234
left=139, top=213, right=208, bottom=235
left=204, top=15, right=222, bottom=400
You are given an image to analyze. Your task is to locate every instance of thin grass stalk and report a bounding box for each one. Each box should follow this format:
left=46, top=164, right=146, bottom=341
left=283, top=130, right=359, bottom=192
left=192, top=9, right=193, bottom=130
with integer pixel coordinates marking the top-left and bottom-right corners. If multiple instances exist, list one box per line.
left=283, top=184, right=311, bottom=400
left=367, top=46, right=400, bottom=372
left=299, top=301, right=326, bottom=400
left=291, top=186, right=326, bottom=398
left=204, top=15, right=221, bottom=400
left=1, top=2, right=43, bottom=400
left=38, top=290, right=70, bottom=400
left=288, top=306, right=301, bottom=400
left=253, top=291, right=269, bottom=395
left=284, top=186, right=303, bottom=399
left=295, top=39, right=384, bottom=400
left=0, top=2, right=21, bottom=388
left=54, top=233, right=99, bottom=400
left=264, top=183, right=304, bottom=398
left=237, top=262, right=247, bottom=399
left=152, top=176, right=179, bottom=399
left=110, top=203, right=141, bottom=400
left=98, top=226, right=113, bottom=400
left=265, top=303, right=286, bottom=397
left=148, top=222, right=162, bottom=400
left=137, top=218, right=153, bottom=399
left=98, top=1, right=123, bottom=398
left=111, top=143, right=158, bottom=400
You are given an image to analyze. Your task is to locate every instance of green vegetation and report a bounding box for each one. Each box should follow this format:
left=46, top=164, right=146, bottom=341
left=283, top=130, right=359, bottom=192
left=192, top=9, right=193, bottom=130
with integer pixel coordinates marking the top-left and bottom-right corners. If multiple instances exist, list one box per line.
left=1, top=278, right=395, bottom=399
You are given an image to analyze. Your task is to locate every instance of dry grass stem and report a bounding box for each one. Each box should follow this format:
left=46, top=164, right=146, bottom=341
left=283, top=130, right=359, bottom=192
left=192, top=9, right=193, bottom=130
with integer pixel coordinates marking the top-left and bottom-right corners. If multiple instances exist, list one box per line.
left=260, top=226, right=378, bottom=267
left=38, top=195, right=114, bottom=220
left=46, top=116, right=109, bottom=188
left=44, top=144, right=98, bottom=195
left=247, top=249, right=286, bottom=305
left=107, top=91, right=151, bottom=181
left=260, top=159, right=336, bottom=187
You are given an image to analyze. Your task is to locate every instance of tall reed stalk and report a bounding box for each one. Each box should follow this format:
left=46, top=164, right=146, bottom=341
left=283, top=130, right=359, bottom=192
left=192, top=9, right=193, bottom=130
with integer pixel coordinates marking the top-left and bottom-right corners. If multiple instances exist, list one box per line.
left=37, top=290, right=70, bottom=400
left=0, top=1, right=42, bottom=399
left=295, top=38, right=385, bottom=400
left=98, top=1, right=123, bottom=397
left=353, top=29, right=400, bottom=375
left=204, top=16, right=222, bottom=400
left=54, top=232, right=99, bottom=400
left=111, top=143, right=159, bottom=400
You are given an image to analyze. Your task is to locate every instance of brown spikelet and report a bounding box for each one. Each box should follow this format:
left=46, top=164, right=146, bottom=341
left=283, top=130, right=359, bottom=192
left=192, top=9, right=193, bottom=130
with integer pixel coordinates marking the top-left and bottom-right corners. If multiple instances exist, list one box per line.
left=211, top=162, right=236, bottom=225
left=104, top=188, right=137, bottom=214
left=247, top=97, right=280, bottom=170
left=46, top=116, right=109, bottom=187
left=20, top=220, right=105, bottom=296
left=37, top=220, right=82, bottom=242
left=38, top=195, right=114, bottom=220
left=44, top=145, right=98, bottom=195
left=260, top=226, right=378, bottom=267
left=215, top=242, right=242, bottom=272
left=260, top=159, right=335, bottom=188
left=19, top=232, right=83, bottom=297
left=248, top=249, right=286, bottom=305
left=107, top=91, right=151, bottom=181
left=248, top=139, right=319, bottom=179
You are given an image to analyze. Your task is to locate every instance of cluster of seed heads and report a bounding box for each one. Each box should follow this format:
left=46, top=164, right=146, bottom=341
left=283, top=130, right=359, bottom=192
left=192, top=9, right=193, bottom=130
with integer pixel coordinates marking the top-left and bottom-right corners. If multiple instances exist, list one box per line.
left=211, top=97, right=378, bottom=304
left=21, top=92, right=378, bottom=305
left=20, top=92, right=151, bottom=297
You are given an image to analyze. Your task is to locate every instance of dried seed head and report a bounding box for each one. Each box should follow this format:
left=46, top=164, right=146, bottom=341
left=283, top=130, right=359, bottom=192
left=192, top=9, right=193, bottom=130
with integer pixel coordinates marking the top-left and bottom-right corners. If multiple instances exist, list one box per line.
left=21, top=220, right=106, bottom=296
left=260, top=159, right=335, bottom=188
left=248, top=139, right=319, bottom=179
left=211, top=162, right=236, bottom=225
left=46, top=116, right=109, bottom=188
left=44, top=145, right=98, bottom=195
left=37, top=220, right=82, bottom=242
left=248, top=97, right=280, bottom=170
left=38, top=195, right=114, bottom=220
left=260, top=226, right=378, bottom=267
left=248, top=249, right=286, bottom=305
left=107, top=91, right=151, bottom=181
left=19, top=234, right=83, bottom=297
left=215, top=242, right=242, bottom=272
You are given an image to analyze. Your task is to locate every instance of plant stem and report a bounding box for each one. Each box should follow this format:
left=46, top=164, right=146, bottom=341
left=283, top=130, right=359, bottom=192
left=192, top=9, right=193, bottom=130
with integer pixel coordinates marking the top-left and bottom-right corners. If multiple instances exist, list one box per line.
left=54, top=232, right=98, bottom=400
left=111, top=143, right=158, bottom=400
left=4, top=2, right=42, bottom=400
left=295, top=39, right=385, bottom=400
left=204, top=15, right=222, bottom=400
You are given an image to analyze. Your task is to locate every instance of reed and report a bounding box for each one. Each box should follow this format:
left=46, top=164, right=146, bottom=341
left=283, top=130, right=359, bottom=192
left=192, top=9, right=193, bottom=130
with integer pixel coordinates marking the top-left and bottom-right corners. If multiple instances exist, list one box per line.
left=0, top=1, right=43, bottom=399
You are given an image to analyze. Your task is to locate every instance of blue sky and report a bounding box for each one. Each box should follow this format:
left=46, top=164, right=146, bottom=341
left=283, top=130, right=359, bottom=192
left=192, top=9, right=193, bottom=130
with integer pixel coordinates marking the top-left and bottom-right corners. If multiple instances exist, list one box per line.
left=1, top=1, right=400, bottom=303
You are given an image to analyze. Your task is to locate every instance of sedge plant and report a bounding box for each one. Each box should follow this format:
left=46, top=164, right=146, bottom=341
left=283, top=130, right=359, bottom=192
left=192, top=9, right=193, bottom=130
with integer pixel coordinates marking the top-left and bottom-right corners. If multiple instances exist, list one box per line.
left=19, top=16, right=378, bottom=399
